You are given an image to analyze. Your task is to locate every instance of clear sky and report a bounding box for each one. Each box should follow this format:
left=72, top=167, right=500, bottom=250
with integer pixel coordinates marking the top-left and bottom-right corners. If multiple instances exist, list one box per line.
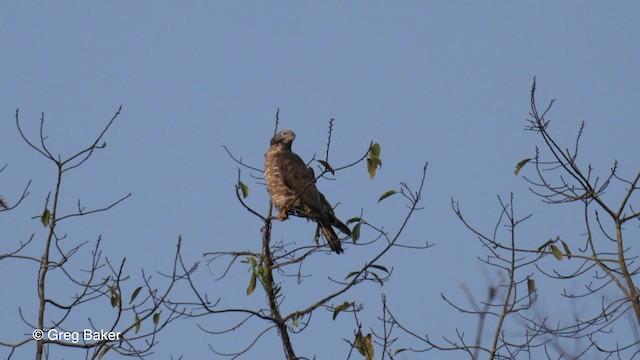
left=1, top=2, right=639, bottom=359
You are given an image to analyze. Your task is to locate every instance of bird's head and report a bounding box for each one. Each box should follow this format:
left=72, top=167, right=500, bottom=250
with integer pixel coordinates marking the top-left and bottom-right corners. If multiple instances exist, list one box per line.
left=270, top=129, right=296, bottom=147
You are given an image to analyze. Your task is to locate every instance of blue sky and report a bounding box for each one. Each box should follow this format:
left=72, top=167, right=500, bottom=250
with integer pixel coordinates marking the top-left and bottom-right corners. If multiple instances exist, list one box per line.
left=1, top=2, right=639, bottom=359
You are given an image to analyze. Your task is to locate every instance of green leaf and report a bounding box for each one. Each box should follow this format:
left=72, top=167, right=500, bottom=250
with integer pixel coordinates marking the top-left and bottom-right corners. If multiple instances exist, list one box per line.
left=378, top=190, right=397, bottom=203
left=537, top=239, right=553, bottom=252
left=550, top=244, right=563, bottom=261
left=98, top=345, right=112, bottom=360
left=514, top=158, right=531, bottom=175
left=370, top=143, right=381, bottom=158
left=346, top=217, right=361, bottom=225
left=110, top=293, right=120, bottom=308
left=41, top=208, right=51, bottom=227
left=527, top=277, right=536, bottom=294
left=153, top=312, right=160, bottom=326
left=371, top=272, right=384, bottom=286
left=246, top=272, right=257, bottom=296
left=332, top=301, right=351, bottom=320
left=345, top=271, right=359, bottom=280
left=247, top=256, right=257, bottom=266
left=369, top=264, right=389, bottom=274
left=109, top=284, right=120, bottom=307
left=394, top=348, right=407, bottom=355
left=130, top=287, right=143, bottom=303
left=291, top=312, right=301, bottom=327
left=135, top=313, right=141, bottom=333
left=367, top=158, right=377, bottom=179
left=561, top=240, right=572, bottom=259
left=364, top=333, right=374, bottom=360
left=354, top=330, right=365, bottom=356
left=238, top=181, right=249, bottom=198
left=352, top=223, right=361, bottom=243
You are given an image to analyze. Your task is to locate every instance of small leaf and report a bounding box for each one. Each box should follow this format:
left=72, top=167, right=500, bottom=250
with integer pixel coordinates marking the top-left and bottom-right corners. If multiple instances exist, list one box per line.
left=345, top=271, right=359, bottom=280
left=110, top=293, right=120, bottom=308
left=247, top=256, right=257, bottom=266
left=246, top=272, right=257, bottom=296
left=378, top=190, right=397, bottom=203
left=130, top=287, right=143, bottom=303
left=332, top=301, right=351, bottom=320
left=550, top=244, right=563, bottom=261
left=98, top=345, right=112, bottom=360
left=351, top=223, right=361, bottom=243
left=354, top=330, right=365, bottom=356
left=41, top=208, right=51, bottom=227
left=109, top=284, right=120, bottom=307
left=135, top=313, right=141, bottom=333
left=238, top=181, right=249, bottom=198
left=153, top=312, right=160, bottom=326
left=537, top=239, right=553, bottom=252
left=394, top=348, right=407, bottom=355
left=346, top=217, right=361, bottom=225
left=371, top=272, right=384, bottom=286
left=367, top=158, right=377, bottom=179
left=527, top=277, right=536, bottom=294
left=364, top=333, right=374, bottom=360
left=317, top=160, right=335, bottom=175
left=369, top=264, right=389, bottom=274
left=292, top=312, right=301, bottom=327
left=366, top=143, right=382, bottom=180
left=561, top=240, right=572, bottom=259
left=514, top=158, right=531, bottom=175
left=370, top=143, right=381, bottom=158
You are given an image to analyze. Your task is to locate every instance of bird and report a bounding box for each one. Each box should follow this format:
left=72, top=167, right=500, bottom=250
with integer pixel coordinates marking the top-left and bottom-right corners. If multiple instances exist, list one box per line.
left=264, top=129, right=352, bottom=254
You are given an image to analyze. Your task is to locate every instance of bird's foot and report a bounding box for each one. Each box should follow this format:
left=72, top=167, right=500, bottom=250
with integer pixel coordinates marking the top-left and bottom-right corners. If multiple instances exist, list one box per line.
left=277, top=212, right=289, bottom=221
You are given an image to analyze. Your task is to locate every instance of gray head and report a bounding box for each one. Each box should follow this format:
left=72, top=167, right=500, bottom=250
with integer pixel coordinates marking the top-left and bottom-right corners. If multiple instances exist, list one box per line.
left=270, top=129, right=296, bottom=147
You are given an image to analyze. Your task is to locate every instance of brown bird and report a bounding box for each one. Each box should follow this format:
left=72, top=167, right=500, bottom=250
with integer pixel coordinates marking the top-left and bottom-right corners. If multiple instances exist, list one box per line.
left=264, top=130, right=351, bottom=254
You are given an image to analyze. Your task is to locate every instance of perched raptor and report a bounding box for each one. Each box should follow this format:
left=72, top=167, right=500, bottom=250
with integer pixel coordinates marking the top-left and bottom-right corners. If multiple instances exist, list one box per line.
left=265, top=130, right=352, bottom=254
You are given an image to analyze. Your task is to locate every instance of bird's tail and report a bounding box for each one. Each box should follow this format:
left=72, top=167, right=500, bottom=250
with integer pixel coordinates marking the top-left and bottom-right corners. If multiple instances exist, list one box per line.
left=331, top=216, right=352, bottom=237
left=319, top=220, right=344, bottom=254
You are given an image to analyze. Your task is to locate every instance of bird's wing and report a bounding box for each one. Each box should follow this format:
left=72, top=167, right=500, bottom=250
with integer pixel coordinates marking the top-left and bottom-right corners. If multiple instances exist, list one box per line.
left=278, top=150, right=325, bottom=214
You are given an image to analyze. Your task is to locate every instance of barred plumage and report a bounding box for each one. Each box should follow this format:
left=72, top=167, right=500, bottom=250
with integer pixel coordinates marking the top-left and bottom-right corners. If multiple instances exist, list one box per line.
left=265, top=130, right=351, bottom=254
